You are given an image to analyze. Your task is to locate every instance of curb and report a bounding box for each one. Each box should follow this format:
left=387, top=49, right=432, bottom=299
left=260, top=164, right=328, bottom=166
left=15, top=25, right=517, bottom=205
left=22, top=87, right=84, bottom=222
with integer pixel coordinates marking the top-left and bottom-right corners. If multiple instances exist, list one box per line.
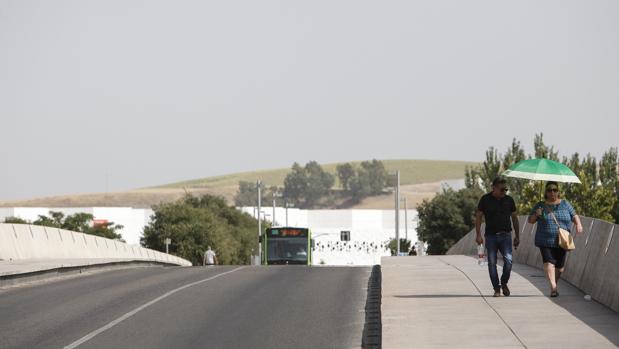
left=0, top=260, right=181, bottom=288
left=362, top=264, right=382, bottom=348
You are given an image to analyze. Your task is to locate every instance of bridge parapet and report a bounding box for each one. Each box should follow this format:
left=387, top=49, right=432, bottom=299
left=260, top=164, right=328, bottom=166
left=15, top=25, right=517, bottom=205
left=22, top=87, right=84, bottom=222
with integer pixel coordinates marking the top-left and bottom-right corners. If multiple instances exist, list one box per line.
left=0, top=223, right=191, bottom=267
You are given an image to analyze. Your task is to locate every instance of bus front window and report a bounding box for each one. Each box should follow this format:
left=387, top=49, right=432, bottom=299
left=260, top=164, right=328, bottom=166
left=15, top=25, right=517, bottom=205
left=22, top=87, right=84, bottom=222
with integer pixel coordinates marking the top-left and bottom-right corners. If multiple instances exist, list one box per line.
left=267, top=238, right=308, bottom=264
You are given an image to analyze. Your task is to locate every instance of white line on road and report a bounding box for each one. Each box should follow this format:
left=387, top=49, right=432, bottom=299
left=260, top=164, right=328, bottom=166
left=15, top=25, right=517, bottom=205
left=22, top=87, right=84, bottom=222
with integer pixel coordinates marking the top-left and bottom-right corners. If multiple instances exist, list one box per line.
left=63, top=267, right=245, bottom=349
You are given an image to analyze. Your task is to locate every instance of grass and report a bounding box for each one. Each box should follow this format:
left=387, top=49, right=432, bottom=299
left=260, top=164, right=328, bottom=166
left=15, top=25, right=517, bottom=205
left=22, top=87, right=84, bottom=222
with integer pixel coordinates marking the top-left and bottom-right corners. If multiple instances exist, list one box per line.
left=155, top=159, right=478, bottom=189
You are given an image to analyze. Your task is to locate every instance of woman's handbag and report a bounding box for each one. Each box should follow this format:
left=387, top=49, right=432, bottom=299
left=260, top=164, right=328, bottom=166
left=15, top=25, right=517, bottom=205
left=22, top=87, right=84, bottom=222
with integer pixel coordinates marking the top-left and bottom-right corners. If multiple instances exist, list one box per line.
left=546, top=205, right=576, bottom=251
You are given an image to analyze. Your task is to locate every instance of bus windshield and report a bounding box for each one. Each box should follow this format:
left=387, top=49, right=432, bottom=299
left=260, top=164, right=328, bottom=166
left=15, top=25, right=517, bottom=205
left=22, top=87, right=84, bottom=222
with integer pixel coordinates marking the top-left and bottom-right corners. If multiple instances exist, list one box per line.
left=267, top=238, right=308, bottom=264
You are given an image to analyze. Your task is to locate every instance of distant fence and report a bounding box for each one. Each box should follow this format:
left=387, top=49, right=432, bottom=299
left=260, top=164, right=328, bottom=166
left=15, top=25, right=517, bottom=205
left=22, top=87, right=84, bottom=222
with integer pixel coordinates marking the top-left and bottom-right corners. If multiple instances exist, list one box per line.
left=447, top=216, right=619, bottom=313
left=0, top=223, right=191, bottom=267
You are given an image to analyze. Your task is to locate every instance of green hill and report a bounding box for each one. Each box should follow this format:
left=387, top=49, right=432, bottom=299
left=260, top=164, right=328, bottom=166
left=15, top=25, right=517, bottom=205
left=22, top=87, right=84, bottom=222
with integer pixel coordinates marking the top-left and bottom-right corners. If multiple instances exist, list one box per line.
left=156, top=159, right=477, bottom=189
left=0, top=159, right=477, bottom=209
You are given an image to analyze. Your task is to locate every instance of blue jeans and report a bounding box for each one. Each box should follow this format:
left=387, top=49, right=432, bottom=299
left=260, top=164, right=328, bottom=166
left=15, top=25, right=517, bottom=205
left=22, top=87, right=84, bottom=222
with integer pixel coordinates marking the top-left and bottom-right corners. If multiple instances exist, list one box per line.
left=485, top=232, right=513, bottom=291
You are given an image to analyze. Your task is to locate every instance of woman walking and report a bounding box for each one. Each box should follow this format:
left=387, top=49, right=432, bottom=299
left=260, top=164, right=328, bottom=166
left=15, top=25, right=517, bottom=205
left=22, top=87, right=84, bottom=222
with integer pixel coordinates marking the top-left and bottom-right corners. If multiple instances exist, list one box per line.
left=528, top=181, right=583, bottom=297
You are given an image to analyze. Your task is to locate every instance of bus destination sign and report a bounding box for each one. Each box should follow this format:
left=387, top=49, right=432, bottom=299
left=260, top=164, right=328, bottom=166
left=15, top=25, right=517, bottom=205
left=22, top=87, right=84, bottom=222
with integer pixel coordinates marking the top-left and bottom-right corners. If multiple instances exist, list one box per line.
left=267, top=228, right=308, bottom=238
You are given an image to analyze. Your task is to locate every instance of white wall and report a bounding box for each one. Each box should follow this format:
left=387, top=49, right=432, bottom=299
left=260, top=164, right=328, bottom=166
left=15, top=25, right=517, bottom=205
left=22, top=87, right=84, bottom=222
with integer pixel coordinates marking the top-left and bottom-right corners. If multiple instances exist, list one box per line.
left=0, top=223, right=191, bottom=266
left=0, top=208, right=153, bottom=245
left=241, top=207, right=418, bottom=242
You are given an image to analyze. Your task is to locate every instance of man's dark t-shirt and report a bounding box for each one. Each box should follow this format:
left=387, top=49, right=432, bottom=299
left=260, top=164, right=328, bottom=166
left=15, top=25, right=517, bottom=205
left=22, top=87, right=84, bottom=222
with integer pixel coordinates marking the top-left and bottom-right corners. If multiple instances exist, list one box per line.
left=477, top=193, right=516, bottom=235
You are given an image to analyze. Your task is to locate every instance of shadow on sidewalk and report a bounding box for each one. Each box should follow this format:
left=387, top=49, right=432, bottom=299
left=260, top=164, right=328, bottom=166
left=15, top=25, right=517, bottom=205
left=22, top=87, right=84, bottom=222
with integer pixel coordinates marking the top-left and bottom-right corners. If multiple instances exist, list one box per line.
left=511, top=264, right=619, bottom=347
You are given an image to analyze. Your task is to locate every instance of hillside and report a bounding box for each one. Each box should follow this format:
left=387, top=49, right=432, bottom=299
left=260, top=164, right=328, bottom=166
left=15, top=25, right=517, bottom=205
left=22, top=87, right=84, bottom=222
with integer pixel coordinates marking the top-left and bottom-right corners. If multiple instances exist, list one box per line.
left=0, top=159, right=476, bottom=209
left=157, top=159, right=474, bottom=189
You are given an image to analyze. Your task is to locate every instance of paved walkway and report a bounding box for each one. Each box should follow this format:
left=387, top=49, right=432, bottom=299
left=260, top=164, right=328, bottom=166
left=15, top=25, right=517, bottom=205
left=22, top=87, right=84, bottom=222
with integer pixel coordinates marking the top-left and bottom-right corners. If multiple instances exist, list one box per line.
left=382, top=255, right=619, bottom=349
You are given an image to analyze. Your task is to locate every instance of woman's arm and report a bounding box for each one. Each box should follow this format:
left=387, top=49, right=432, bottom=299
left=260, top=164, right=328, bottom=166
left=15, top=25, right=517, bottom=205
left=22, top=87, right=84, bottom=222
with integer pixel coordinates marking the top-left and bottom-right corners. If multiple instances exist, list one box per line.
left=528, top=206, right=542, bottom=224
left=566, top=201, right=583, bottom=234
left=573, top=215, right=583, bottom=234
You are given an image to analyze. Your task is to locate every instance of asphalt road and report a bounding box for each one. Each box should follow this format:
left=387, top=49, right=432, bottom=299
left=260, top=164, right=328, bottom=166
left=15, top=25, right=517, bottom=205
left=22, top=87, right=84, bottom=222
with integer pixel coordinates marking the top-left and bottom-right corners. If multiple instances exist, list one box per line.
left=0, top=265, right=372, bottom=349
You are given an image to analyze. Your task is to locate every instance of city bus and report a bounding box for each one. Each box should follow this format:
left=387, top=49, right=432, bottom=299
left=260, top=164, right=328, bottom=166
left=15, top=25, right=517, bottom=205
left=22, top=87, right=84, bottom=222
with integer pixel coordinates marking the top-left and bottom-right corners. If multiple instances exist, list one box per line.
left=262, top=227, right=313, bottom=265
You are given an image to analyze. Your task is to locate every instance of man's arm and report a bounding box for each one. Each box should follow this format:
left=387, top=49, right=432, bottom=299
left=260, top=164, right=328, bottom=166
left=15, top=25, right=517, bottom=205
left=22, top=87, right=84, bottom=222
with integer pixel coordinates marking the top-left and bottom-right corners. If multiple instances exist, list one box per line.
left=511, top=212, right=520, bottom=248
left=475, top=210, right=484, bottom=245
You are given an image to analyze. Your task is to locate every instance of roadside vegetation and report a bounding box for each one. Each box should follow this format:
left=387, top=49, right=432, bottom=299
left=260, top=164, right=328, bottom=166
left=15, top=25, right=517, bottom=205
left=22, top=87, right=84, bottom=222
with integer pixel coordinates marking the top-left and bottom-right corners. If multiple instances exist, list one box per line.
left=417, top=133, right=619, bottom=255
left=142, top=195, right=260, bottom=265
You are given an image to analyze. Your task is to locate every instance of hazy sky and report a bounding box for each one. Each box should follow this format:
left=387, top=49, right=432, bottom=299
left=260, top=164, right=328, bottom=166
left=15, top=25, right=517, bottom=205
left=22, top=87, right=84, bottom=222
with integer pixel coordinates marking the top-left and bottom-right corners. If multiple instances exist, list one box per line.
left=1, top=0, right=618, bottom=200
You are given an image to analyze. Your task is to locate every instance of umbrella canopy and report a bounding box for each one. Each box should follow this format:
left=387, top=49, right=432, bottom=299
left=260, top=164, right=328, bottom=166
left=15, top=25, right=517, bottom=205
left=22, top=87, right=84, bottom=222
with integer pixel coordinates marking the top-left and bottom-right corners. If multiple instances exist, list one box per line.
left=502, top=158, right=581, bottom=184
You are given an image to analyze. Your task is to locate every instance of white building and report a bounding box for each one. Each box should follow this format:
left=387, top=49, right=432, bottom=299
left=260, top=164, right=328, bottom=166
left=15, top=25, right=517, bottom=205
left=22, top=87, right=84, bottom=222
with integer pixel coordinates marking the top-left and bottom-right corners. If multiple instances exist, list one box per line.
left=239, top=207, right=420, bottom=265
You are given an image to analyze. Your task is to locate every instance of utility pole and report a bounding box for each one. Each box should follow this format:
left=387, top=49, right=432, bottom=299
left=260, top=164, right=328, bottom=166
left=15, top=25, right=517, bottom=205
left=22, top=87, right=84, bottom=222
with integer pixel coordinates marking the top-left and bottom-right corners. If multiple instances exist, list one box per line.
left=257, top=180, right=262, bottom=264
left=395, top=170, right=400, bottom=255
left=285, top=201, right=289, bottom=226
left=404, top=196, right=408, bottom=242
left=272, top=192, right=276, bottom=226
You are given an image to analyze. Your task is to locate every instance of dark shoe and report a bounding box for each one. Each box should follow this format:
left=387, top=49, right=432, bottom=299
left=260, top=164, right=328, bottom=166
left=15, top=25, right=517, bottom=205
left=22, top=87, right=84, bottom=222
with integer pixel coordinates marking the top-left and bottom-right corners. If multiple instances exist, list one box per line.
left=493, top=290, right=501, bottom=297
left=502, top=284, right=511, bottom=297
left=550, top=290, right=559, bottom=297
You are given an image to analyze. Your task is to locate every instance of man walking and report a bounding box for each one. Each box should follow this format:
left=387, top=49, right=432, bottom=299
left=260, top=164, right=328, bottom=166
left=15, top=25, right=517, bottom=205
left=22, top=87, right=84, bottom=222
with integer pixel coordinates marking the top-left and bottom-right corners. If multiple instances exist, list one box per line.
left=203, top=246, right=218, bottom=266
left=476, top=177, right=520, bottom=297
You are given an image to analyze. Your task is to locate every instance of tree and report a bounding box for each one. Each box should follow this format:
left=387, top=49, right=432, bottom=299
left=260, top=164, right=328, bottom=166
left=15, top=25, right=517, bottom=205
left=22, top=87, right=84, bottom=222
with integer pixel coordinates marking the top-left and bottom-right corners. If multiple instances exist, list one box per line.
left=281, top=160, right=389, bottom=208
left=283, top=162, right=308, bottom=207
left=465, top=134, right=618, bottom=220
left=234, top=181, right=280, bottom=207
left=360, top=159, right=389, bottom=195
left=599, top=148, right=619, bottom=223
left=561, top=153, right=617, bottom=222
left=142, top=194, right=260, bottom=265
left=336, top=163, right=355, bottom=191
left=3, top=217, right=27, bottom=224
left=63, top=212, right=96, bottom=233
left=234, top=181, right=258, bottom=207
left=417, top=187, right=483, bottom=255
left=533, top=133, right=559, bottom=160
left=348, top=172, right=372, bottom=202
left=465, top=138, right=527, bottom=207
left=342, top=159, right=389, bottom=203
left=388, top=238, right=411, bottom=256
left=31, top=211, right=123, bottom=240
left=304, top=161, right=335, bottom=207
left=33, top=213, right=62, bottom=228
left=282, top=161, right=335, bottom=208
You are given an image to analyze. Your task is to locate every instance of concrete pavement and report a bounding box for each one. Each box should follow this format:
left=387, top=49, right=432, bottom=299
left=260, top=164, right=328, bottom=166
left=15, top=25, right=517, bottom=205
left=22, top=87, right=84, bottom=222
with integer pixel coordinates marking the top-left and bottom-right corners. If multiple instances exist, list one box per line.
left=382, top=255, right=619, bottom=348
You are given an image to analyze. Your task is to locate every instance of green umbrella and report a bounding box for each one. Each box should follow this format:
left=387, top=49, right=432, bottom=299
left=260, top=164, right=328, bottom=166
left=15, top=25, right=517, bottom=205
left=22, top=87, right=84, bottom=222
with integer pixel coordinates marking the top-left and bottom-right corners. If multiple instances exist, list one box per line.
left=502, top=158, right=581, bottom=184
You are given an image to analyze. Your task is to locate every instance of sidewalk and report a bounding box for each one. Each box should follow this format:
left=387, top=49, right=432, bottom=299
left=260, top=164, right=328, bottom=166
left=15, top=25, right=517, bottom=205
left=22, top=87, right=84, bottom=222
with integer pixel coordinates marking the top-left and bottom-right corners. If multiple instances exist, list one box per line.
left=382, top=255, right=619, bottom=349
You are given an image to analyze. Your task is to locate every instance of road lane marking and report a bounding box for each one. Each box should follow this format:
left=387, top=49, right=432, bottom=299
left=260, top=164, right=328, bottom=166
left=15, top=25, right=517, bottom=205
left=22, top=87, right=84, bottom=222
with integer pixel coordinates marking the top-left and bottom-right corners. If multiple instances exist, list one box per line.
left=63, top=267, right=245, bottom=349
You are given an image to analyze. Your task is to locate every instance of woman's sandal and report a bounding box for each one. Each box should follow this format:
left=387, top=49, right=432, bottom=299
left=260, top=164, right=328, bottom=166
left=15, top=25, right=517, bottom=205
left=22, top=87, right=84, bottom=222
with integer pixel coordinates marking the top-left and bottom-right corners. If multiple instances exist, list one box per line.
left=550, top=290, right=559, bottom=297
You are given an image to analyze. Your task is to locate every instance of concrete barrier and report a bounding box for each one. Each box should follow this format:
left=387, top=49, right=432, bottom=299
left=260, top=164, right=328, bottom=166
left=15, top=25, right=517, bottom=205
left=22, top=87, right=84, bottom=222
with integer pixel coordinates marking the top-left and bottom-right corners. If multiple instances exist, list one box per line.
left=0, top=223, right=191, bottom=266
left=447, top=215, right=619, bottom=313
